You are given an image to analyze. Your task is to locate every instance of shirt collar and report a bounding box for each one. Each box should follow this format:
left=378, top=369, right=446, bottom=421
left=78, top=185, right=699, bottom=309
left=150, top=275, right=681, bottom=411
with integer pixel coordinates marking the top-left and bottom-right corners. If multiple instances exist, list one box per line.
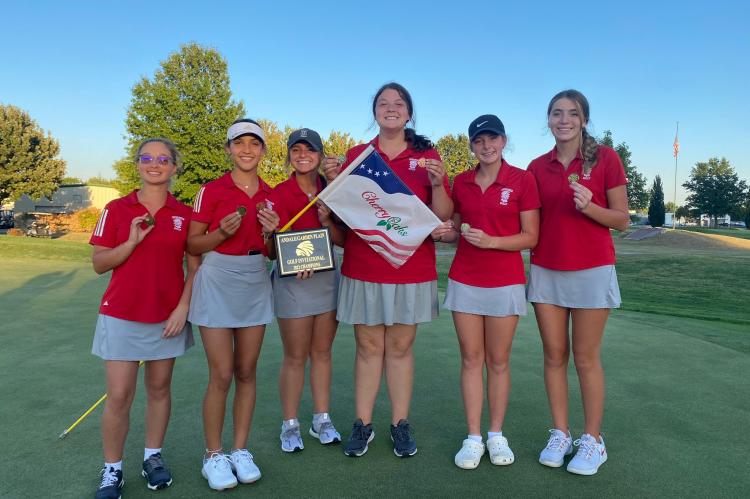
left=220, top=171, right=272, bottom=193
left=460, top=159, right=511, bottom=187
left=548, top=146, right=583, bottom=163
left=125, top=190, right=182, bottom=210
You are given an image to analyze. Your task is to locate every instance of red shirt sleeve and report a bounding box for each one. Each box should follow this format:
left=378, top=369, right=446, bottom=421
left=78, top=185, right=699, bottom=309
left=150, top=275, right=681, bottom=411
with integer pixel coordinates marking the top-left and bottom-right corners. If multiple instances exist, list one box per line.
left=191, top=184, right=216, bottom=224
left=89, top=201, right=119, bottom=248
left=602, top=147, right=627, bottom=190
left=519, top=171, right=541, bottom=212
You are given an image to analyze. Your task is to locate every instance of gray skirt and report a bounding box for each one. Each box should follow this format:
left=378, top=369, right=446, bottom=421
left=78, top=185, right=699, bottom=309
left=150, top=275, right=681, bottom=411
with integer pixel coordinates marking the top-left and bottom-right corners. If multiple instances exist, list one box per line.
left=92, top=314, right=194, bottom=361
left=271, top=262, right=339, bottom=319
left=443, top=279, right=528, bottom=317
left=526, top=264, right=621, bottom=309
left=337, top=276, right=438, bottom=326
left=188, top=251, right=274, bottom=328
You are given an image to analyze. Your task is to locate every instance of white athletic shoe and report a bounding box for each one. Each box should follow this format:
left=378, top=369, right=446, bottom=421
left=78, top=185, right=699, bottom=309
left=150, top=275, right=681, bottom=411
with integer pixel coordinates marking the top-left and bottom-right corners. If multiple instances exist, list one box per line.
left=201, top=453, right=238, bottom=491
left=567, top=434, right=607, bottom=476
left=539, top=429, right=573, bottom=468
left=309, top=413, right=342, bottom=445
left=230, top=449, right=261, bottom=483
left=487, top=435, right=514, bottom=465
left=280, top=420, right=304, bottom=452
left=454, top=439, right=485, bottom=470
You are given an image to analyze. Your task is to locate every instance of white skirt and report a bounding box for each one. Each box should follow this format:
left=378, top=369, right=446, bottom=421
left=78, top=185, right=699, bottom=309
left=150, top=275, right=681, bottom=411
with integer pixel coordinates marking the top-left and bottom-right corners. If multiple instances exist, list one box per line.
left=337, top=276, right=438, bottom=326
left=443, top=279, right=527, bottom=317
left=526, top=264, right=621, bottom=309
left=188, top=251, right=274, bottom=328
left=92, top=314, right=193, bottom=361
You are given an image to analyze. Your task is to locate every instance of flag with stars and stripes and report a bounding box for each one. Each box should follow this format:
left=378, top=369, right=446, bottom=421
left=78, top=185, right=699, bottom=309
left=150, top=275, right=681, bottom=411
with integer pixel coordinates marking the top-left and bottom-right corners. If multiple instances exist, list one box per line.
left=317, top=145, right=441, bottom=268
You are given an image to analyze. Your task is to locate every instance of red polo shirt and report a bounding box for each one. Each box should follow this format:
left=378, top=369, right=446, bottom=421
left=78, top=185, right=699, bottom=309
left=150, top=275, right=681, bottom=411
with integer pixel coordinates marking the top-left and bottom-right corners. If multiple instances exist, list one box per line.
left=268, top=173, right=326, bottom=231
left=191, top=172, right=272, bottom=255
left=89, top=191, right=192, bottom=323
left=340, top=137, right=451, bottom=283
left=449, top=161, right=540, bottom=287
left=527, top=145, right=627, bottom=270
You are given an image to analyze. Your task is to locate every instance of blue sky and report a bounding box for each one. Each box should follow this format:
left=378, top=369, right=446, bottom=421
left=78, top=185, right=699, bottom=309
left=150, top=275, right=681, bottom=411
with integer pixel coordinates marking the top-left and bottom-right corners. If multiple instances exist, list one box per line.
left=2, top=0, right=748, bottom=204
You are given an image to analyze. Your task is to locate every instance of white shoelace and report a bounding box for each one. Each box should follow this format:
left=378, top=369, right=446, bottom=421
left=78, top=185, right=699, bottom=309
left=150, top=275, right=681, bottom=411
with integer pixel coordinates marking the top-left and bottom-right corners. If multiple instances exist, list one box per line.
left=232, top=449, right=255, bottom=464
left=100, top=467, right=119, bottom=487
left=573, top=437, right=596, bottom=460
left=208, top=453, right=232, bottom=472
left=546, top=430, right=569, bottom=451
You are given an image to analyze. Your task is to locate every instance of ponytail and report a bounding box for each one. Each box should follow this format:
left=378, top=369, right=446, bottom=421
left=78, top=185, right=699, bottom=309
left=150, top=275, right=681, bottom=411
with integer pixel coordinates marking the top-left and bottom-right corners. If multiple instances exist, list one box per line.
left=404, top=128, right=433, bottom=152
left=581, top=128, right=599, bottom=174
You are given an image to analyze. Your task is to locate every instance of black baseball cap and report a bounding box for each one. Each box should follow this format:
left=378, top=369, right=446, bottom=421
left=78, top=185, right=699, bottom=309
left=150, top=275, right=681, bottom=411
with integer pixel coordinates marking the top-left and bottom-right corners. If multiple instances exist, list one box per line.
left=468, top=114, right=506, bottom=141
left=287, top=128, right=323, bottom=152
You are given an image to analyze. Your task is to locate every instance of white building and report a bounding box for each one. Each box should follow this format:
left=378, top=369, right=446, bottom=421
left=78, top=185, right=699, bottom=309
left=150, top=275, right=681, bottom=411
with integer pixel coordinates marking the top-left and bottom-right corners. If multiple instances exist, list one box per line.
left=13, top=184, right=120, bottom=214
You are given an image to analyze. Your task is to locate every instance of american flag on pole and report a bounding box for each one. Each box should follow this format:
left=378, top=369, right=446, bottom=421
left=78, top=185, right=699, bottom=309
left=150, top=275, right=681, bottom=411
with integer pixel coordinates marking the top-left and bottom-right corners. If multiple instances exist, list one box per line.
left=317, top=145, right=442, bottom=268
left=673, top=129, right=679, bottom=158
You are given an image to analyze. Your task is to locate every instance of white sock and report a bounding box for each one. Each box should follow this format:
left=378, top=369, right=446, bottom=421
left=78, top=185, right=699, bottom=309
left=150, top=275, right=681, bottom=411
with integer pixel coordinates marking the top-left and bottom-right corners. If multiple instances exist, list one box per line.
left=487, top=431, right=503, bottom=440
left=313, top=412, right=330, bottom=425
left=144, top=447, right=161, bottom=461
left=468, top=434, right=482, bottom=443
left=104, top=461, right=122, bottom=472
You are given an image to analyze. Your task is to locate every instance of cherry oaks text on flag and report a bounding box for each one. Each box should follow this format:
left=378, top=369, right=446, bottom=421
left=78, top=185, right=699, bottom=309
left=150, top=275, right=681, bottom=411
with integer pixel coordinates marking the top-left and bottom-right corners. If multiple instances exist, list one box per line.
left=317, top=145, right=442, bottom=268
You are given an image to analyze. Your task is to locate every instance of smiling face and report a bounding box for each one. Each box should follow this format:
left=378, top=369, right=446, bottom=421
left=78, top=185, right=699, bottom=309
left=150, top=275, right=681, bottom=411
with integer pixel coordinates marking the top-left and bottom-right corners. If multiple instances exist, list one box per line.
left=374, top=87, right=411, bottom=132
left=227, top=134, right=264, bottom=172
left=470, top=132, right=506, bottom=167
left=289, top=142, right=321, bottom=175
left=137, top=141, right=176, bottom=186
left=548, top=97, right=587, bottom=145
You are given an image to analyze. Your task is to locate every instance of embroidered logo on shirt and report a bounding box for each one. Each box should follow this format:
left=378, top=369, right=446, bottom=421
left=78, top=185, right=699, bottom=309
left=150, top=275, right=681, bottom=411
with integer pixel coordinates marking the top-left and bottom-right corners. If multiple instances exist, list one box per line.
left=408, top=158, right=418, bottom=171
left=583, top=171, right=591, bottom=181
left=499, top=188, right=513, bottom=206
left=172, top=216, right=185, bottom=231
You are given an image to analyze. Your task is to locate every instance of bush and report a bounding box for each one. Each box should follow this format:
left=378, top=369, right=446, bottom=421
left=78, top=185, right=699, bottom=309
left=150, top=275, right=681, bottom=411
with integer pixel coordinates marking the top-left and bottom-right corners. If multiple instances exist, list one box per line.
left=75, top=208, right=101, bottom=232
left=6, top=228, right=23, bottom=236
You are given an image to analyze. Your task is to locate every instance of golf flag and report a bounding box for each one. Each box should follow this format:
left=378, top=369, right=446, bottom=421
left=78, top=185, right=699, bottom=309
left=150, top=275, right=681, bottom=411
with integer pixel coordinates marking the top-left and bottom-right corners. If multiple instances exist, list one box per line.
left=318, top=145, right=441, bottom=268
left=673, top=129, right=679, bottom=158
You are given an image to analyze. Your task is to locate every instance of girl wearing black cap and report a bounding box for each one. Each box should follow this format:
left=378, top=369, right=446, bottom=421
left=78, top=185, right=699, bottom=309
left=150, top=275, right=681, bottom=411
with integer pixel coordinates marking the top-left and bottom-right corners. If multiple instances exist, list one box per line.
left=263, top=128, right=346, bottom=453
left=432, top=115, right=540, bottom=469
left=323, top=82, right=453, bottom=458
left=187, top=119, right=279, bottom=490
left=527, top=90, right=629, bottom=476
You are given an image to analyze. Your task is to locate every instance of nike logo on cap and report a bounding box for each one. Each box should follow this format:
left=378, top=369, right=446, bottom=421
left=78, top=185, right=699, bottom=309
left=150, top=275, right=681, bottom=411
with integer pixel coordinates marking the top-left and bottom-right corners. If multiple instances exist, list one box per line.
left=476, top=121, right=488, bottom=127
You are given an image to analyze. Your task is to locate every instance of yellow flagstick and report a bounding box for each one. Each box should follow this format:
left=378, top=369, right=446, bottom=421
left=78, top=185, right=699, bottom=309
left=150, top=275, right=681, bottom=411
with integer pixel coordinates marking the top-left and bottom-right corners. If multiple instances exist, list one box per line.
left=278, top=195, right=319, bottom=233
left=59, top=360, right=145, bottom=439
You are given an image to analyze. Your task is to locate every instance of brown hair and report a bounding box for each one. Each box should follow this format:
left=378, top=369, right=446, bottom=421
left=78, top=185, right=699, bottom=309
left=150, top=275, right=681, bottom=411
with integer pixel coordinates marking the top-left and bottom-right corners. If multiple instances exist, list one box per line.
left=547, top=89, right=598, bottom=173
left=372, top=82, right=433, bottom=152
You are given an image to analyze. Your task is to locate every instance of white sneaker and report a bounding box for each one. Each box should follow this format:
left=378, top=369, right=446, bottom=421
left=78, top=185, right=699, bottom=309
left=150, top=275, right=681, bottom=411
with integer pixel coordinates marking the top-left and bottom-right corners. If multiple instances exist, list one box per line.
left=201, top=453, right=238, bottom=491
left=280, top=421, right=304, bottom=452
left=309, top=413, right=342, bottom=445
left=454, top=439, right=485, bottom=470
left=567, top=434, right=607, bottom=476
left=487, top=435, right=514, bottom=465
left=539, top=428, right=573, bottom=468
left=230, top=449, right=261, bottom=483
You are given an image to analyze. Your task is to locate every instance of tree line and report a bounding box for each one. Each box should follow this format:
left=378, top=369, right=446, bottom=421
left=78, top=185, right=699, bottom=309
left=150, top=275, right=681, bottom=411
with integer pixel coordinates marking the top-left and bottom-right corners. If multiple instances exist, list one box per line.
left=2, top=43, right=747, bottom=229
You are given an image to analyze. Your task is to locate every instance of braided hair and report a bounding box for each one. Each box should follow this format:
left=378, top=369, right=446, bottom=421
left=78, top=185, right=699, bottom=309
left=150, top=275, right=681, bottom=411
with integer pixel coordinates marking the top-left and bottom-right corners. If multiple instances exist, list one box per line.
left=548, top=90, right=598, bottom=174
left=372, top=82, right=433, bottom=152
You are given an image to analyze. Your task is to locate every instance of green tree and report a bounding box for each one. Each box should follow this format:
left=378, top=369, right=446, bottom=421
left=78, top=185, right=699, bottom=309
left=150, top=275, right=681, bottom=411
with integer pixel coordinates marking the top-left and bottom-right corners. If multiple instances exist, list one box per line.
left=61, top=176, right=83, bottom=185
left=0, top=104, right=66, bottom=202
left=675, top=205, right=691, bottom=222
left=122, top=43, right=245, bottom=202
left=435, top=134, right=474, bottom=181
left=600, top=131, right=648, bottom=211
left=86, top=176, right=118, bottom=188
left=665, top=201, right=677, bottom=213
left=323, top=131, right=357, bottom=161
left=257, top=119, right=292, bottom=187
left=112, top=156, right=140, bottom=195
left=648, top=175, right=665, bottom=227
left=682, top=157, right=747, bottom=227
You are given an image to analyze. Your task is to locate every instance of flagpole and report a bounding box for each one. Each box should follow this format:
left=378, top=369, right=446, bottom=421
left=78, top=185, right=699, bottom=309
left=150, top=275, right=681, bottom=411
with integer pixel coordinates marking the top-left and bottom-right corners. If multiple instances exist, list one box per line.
left=279, top=145, right=376, bottom=233
left=673, top=121, right=679, bottom=229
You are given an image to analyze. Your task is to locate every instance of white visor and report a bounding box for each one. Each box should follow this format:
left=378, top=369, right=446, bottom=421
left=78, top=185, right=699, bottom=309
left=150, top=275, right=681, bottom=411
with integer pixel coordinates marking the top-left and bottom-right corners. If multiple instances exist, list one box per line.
left=227, top=122, right=266, bottom=144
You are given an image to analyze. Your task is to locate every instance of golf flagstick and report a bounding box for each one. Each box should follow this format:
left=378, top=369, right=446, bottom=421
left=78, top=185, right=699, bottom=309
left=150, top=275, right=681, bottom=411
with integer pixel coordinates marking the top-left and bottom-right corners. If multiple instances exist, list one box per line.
left=59, top=360, right=145, bottom=439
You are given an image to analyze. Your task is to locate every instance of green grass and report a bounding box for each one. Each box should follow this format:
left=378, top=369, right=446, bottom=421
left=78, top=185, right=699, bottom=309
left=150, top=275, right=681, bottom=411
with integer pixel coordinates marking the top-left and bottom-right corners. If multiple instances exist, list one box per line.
left=680, top=226, right=750, bottom=240
left=0, top=236, right=748, bottom=497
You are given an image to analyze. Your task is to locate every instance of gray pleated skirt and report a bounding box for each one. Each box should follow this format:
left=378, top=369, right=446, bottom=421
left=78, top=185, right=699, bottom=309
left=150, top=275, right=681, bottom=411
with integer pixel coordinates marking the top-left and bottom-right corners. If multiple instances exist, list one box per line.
left=443, top=279, right=528, bottom=317
left=526, top=264, right=621, bottom=309
left=92, top=314, right=194, bottom=361
left=188, top=251, right=274, bottom=328
left=271, top=262, right=339, bottom=319
left=337, top=276, right=438, bottom=326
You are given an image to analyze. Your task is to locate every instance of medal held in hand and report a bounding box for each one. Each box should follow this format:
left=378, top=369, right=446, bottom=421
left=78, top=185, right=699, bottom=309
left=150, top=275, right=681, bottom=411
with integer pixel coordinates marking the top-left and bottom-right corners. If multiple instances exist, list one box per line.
left=274, top=227, right=335, bottom=277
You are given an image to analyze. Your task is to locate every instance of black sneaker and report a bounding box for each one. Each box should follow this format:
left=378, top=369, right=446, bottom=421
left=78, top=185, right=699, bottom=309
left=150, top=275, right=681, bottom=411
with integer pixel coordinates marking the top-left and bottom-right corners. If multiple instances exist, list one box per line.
left=141, top=452, right=173, bottom=490
left=390, top=419, right=417, bottom=457
left=343, top=419, right=374, bottom=457
left=95, top=466, right=124, bottom=499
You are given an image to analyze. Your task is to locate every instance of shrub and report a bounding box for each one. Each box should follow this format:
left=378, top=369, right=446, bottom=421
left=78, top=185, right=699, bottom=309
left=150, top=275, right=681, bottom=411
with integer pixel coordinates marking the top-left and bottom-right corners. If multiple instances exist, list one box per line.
left=75, top=208, right=102, bottom=232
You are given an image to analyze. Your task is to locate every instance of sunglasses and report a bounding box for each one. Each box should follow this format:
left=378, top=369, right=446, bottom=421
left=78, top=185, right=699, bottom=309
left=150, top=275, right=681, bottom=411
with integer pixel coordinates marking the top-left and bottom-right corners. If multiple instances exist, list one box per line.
left=138, top=154, right=174, bottom=166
